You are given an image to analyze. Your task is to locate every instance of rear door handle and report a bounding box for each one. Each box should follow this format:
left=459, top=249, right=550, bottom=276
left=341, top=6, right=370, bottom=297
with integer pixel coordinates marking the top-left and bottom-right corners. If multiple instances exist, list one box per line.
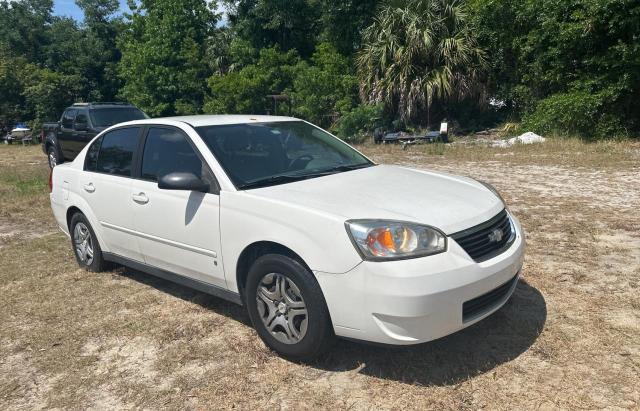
left=132, top=192, right=149, bottom=204
left=83, top=183, right=95, bottom=193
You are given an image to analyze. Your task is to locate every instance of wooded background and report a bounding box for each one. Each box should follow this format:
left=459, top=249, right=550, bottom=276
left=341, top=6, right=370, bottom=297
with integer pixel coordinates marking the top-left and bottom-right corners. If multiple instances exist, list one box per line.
left=1, top=0, right=638, bottom=139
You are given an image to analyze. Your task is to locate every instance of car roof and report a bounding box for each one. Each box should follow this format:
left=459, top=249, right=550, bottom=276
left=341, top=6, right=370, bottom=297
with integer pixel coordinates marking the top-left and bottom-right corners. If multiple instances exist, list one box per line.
left=106, top=115, right=304, bottom=132
left=71, top=102, right=136, bottom=109
left=160, top=114, right=300, bottom=127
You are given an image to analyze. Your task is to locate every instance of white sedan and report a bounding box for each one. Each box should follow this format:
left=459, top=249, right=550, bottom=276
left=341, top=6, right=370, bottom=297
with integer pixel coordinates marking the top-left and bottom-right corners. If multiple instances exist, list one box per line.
left=49, top=115, right=525, bottom=360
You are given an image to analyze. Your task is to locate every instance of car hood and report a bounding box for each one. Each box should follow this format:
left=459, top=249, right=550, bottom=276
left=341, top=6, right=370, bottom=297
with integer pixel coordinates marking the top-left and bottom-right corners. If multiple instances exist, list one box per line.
left=245, top=164, right=504, bottom=234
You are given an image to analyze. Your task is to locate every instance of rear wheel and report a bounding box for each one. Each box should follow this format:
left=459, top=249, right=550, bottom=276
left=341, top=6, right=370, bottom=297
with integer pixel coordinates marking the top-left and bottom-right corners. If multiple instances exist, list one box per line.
left=70, top=213, right=106, bottom=272
left=246, top=254, right=335, bottom=361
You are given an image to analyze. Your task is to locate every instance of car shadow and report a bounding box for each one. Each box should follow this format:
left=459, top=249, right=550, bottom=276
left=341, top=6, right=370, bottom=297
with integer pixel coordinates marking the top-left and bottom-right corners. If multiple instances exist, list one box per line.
left=118, top=266, right=252, bottom=327
left=310, top=279, right=546, bottom=386
left=119, top=267, right=545, bottom=387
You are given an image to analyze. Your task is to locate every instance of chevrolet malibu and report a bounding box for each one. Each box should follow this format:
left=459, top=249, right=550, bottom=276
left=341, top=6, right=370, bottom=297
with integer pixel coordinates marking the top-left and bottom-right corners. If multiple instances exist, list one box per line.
left=49, top=115, right=525, bottom=360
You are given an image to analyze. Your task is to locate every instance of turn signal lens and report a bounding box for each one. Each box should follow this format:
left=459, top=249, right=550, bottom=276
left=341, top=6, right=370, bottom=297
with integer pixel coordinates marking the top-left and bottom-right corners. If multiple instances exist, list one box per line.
left=346, top=220, right=446, bottom=260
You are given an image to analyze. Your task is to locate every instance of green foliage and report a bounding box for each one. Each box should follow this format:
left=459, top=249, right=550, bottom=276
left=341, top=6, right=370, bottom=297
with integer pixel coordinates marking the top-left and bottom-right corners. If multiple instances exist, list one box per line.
left=0, top=53, right=26, bottom=126
left=74, top=0, right=123, bottom=101
left=318, top=0, right=379, bottom=55
left=357, top=0, right=488, bottom=125
left=0, top=0, right=53, bottom=62
left=469, top=0, right=640, bottom=136
left=22, top=65, right=83, bottom=123
left=522, top=88, right=627, bottom=139
left=118, top=0, right=216, bottom=116
left=230, top=0, right=321, bottom=58
left=333, top=104, right=384, bottom=142
left=1, top=0, right=638, bottom=139
left=291, top=43, right=359, bottom=128
left=205, top=47, right=300, bottom=114
left=205, top=43, right=359, bottom=127
left=75, top=0, right=119, bottom=25
left=0, top=0, right=123, bottom=128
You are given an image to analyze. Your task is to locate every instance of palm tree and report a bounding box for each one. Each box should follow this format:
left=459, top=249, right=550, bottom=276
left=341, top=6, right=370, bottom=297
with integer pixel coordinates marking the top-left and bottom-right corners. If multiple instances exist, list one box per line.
left=357, top=0, right=487, bottom=125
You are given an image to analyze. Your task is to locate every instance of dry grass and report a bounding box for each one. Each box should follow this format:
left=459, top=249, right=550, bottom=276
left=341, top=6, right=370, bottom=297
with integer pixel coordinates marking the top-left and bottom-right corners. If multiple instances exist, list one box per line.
left=1, top=140, right=639, bottom=409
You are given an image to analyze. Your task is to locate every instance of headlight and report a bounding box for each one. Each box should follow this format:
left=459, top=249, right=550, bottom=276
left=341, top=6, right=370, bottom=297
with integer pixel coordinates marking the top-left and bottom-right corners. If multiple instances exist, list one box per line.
left=478, top=180, right=506, bottom=205
left=345, top=220, right=447, bottom=261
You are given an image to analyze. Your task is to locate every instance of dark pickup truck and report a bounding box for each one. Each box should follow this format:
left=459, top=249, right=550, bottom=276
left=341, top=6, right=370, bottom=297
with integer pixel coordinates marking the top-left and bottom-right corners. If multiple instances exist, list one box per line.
left=42, top=102, right=147, bottom=168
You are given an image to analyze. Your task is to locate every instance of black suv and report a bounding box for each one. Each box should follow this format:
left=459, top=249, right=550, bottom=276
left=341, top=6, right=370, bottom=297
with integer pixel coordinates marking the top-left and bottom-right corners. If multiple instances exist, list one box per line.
left=42, top=102, right=148, bottom=168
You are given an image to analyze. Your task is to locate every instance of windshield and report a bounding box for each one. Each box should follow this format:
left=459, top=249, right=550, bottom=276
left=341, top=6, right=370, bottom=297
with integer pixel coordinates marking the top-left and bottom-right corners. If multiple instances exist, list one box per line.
left=196, top=121, right=373, bottom=189
left=89, top=107, right=148, bottom=127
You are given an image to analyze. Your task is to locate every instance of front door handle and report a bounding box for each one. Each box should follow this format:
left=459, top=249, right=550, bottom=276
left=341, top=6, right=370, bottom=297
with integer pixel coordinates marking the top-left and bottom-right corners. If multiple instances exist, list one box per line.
left=132, top=192, right=149, bottom=204
left=83, top=183, right=95, bottom=193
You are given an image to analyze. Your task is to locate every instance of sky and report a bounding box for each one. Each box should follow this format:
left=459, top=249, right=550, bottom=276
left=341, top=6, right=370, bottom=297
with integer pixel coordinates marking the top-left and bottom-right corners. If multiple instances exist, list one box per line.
left=52, top=0, right=227, bottom=22
left=53, top=0, right=131, bottom=20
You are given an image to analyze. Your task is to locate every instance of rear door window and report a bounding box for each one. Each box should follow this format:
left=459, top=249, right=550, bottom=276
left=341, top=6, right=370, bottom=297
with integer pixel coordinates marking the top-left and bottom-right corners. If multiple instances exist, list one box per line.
left=96, top=127, right=140, bottom=177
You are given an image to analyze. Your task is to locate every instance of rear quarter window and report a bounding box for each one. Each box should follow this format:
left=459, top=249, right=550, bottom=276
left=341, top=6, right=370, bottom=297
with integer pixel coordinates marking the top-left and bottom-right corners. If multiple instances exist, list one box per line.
left=84, top=136, right=103, bottom=172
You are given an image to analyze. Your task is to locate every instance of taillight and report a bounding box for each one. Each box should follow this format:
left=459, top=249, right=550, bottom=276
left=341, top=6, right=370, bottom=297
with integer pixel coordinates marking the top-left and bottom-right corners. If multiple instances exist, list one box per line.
left=48, top=168, right=53, bottom=192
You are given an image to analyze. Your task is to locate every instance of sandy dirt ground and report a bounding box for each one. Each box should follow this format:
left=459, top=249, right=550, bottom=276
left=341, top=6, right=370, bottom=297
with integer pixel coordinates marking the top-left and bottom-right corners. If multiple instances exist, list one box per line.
left=0, top=141, right=639, bottom=409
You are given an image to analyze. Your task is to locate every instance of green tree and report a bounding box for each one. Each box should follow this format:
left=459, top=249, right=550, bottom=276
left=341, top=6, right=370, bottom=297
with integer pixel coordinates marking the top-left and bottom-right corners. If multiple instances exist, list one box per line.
left=205, top=47, right=299, bottom=114
left=0, top=51, right=27, bottom=127
left=0, top=0, right=53, bottom=62
left=228, top=0, right=320, bottom=58
left=22, top=65, right=83, bottom=125
left=318, top=0, right=380, bottom=56
left=292, top=43, right=359, bottom=127
left=469, top=0, right=640, bottom=137
left=357, top=0, right=487, bottom=125
left=76, top=0, right=119, bottom=25
left=118, top=0, right=216, bottom=116
left=76, top=0, right=123, bottom=101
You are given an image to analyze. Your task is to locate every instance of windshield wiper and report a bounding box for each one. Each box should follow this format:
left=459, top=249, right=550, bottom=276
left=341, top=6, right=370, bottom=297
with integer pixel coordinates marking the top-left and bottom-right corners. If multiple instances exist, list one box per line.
left=237, top=174, right=311, bottom=190
left=317, top=163, right=374, bottom=173
left=237, top=163, right=374, bottom=190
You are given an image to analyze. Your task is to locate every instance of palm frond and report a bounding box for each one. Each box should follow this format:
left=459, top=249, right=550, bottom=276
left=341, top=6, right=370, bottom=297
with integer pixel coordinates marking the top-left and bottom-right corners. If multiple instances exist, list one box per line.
left=357, top=0, right=488, bottom=123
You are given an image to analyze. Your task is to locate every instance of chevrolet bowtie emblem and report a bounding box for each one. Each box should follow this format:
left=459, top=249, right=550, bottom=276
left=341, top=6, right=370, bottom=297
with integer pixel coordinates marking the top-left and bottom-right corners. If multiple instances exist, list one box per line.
left=488, top=228, right=503, bottom=243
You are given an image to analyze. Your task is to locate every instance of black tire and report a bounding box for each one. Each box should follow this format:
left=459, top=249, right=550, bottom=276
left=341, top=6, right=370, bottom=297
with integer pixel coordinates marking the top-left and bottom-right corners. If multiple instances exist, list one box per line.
left=69, top=213, right=107, bottom=272
left=245, top=254, right=335, bottom=361
left=47, top=145, right=62, bottom=169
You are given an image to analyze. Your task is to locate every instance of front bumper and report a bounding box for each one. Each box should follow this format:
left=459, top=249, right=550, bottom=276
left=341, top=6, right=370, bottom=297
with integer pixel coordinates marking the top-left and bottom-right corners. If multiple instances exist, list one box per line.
left=315, top=214, right=525, bottom=345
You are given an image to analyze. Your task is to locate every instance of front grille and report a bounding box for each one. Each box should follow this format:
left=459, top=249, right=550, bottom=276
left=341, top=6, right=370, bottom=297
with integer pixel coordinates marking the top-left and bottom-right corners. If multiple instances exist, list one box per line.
left=463, top=274, right=518, bottom=321
left=451, top=209, right=514, bottom=262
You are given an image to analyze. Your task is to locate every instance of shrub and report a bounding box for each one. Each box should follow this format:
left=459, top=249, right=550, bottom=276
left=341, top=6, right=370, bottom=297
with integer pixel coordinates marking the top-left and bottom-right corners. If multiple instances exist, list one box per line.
left=332, top=103, right=383, bottom=142
left=521, top=89, right=627, bottom=139
left=291, top=43, right=359, bottom=129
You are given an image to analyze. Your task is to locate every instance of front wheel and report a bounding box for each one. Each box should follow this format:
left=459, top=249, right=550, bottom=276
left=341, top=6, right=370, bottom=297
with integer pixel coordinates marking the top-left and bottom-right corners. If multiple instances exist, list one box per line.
left=246, top=254, right=335, bottom=361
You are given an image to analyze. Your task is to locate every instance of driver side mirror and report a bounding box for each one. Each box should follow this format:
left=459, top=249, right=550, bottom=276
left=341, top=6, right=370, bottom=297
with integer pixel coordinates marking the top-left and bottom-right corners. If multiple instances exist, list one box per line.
left=158, top=172, right=209, bottom=193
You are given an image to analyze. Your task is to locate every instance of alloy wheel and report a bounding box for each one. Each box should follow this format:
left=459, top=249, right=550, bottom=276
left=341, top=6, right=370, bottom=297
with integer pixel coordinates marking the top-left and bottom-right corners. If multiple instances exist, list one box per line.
left=256, top=273, right=308, bottom=344
left=48, top=150, right=57, bottom=168
left=73, top=222, right=94, bottom=266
